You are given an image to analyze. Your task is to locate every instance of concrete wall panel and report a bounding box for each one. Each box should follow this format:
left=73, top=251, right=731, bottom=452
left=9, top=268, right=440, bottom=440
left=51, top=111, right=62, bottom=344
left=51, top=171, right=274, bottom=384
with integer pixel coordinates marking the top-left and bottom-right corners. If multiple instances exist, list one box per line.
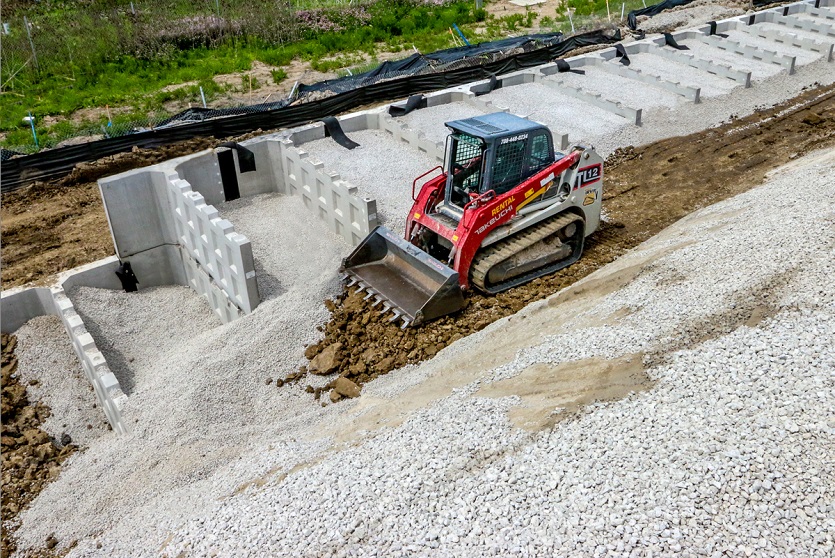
left=1, top=276, right=128, bottom=434
left=174, top=150, right=224, bottom=206
left=165, top=174, right=259, bottom=314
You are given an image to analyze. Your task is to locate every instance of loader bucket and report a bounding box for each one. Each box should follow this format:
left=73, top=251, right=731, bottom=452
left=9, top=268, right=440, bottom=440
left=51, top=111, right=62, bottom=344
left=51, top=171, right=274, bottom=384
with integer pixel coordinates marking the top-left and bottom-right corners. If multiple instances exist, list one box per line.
left=341, top=226, right=465, bottom=327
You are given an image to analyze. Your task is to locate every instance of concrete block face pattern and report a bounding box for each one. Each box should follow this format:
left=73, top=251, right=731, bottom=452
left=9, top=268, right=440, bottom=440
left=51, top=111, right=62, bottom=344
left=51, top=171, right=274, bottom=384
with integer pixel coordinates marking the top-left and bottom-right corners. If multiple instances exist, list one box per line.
left=0, top=279, right=128, bottom=434
left=570, top=57, right=701, bottom=103
left=540, top=77, right=643, bottom=125
left=739, top=22, right=835, bottom=61
left=377, top=114, right=445, bottom=163
left=276, top=139, right=378, bottom=246
left=628, top=42, right=753, bottom=87
left=178, top=248, right=243, bottom=324
left=165, top=174, right=259, bottom=314
left=758, top=11, right=835, bottom=37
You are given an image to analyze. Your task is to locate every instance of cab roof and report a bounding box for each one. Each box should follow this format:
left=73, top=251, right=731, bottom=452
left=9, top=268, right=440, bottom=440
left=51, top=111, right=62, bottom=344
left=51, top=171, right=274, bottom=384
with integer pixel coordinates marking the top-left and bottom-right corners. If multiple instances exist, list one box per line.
left=445, top=112, right=545, bottom=141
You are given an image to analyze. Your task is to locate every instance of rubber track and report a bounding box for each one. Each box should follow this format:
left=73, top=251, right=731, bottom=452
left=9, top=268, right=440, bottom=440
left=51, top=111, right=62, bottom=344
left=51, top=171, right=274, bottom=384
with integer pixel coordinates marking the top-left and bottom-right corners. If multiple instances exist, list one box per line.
left=470, top=212, right=584, bottom=292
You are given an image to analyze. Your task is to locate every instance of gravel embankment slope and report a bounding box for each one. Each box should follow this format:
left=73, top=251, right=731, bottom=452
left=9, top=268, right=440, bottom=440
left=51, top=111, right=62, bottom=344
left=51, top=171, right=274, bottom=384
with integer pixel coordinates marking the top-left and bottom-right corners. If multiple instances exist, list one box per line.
left=157, top=149, right=835, bottom=558
left=21, top=147, right=830, bottom=557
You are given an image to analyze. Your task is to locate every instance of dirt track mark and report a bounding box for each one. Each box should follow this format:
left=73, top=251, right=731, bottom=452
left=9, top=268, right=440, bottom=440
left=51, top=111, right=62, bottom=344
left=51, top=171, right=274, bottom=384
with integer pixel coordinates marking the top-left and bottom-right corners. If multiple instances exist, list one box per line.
left=477, top=354, right=652, bottom=431
left=305, top=83, right=835, bottom=388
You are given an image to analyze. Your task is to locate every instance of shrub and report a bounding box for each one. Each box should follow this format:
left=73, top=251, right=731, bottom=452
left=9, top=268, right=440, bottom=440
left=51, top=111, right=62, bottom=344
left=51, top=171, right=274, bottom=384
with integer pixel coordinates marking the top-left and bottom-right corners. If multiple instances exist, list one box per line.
left=271, top=68, right=288, bottom=84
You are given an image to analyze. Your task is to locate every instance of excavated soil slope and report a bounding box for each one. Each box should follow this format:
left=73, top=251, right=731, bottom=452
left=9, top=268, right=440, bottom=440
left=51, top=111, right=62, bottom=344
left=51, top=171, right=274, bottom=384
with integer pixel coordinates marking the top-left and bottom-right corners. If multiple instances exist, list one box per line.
left=304, top=83, right=835, bottom=388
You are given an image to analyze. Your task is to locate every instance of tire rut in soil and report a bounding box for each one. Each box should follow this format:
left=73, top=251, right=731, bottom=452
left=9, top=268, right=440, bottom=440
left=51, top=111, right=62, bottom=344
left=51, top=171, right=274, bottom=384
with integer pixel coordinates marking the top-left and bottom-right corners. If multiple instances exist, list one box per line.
left=301, top=83, right=835, bottom=391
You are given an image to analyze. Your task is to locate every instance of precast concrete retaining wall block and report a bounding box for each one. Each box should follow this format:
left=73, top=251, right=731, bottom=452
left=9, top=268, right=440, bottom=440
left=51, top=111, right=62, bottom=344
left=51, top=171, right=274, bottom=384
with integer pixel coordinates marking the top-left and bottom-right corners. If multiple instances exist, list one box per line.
left=376, top=114, right=445, bottom=163
left=626, top=43, right=753, bottom=87
left=165, top=174, right=259, bottom=315
left=564, top=56, right=701, bottom=103
left=757, top=11, right=835, bottom=38
left=539, top=77, right=643, bottom=125
left=1, top=273, right=128, bottom=434
left=51, top=288, right=127, bottom=434
left=690, top=32, right=797, bottom=74
left=734, top=21, right=835, bottom=61
left=276, top=139, right=378, bottom=246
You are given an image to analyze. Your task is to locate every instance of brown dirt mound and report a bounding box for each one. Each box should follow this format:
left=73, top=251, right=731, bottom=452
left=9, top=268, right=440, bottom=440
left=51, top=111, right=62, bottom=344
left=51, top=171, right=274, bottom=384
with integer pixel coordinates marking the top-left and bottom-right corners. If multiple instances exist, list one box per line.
left=1, top=333, right=78, bottom=558
left=304, top=83, right=835, bottom=390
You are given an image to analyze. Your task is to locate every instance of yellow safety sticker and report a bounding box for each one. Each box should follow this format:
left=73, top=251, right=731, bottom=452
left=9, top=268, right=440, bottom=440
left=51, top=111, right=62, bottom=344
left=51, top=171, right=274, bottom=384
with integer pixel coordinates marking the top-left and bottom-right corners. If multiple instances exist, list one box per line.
left=414, top=212, right=421, bottom=219
left=583, top=190, right=598, bottom=206
left=452, top=234, right=459, bottom=242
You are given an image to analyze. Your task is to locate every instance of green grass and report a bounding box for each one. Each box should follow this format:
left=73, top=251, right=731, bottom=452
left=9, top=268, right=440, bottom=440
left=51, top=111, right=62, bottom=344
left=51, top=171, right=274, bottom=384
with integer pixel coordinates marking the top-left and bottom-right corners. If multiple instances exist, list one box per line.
left=0, top=0, right=646, bottom=150
left=1, top=1, right=491, bottom=149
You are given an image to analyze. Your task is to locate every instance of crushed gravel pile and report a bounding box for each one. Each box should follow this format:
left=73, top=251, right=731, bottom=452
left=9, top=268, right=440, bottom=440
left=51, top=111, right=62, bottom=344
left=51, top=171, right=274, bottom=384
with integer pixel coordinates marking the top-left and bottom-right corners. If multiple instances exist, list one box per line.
left=154, top=150, right=835, bottom=558
left=636, top=0, right=744, bottom=34
left=217, top=193, right=344, bottom=301
left=15, top=202, right=350, bottom=555
left=13, top=316, right=109, bottom=447
left=70, top=285, right=221, bottom=395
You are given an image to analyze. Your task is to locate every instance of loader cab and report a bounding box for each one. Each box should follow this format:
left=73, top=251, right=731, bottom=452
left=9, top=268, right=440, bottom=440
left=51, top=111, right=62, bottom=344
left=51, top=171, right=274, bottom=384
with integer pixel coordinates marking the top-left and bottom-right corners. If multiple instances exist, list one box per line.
left=442, top=113, right=555, bottom=215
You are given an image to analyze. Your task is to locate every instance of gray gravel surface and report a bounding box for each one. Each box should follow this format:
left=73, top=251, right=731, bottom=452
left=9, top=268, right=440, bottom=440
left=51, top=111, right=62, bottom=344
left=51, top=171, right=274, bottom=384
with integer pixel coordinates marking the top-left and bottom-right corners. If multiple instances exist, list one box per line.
left=154, top=149, right=835, bottom=558
left=486, top=82, right=630, bottom=146
left=636, top=0, right=744, bottom=34
left=725, top=29, right=823, bottom=66
left=682, top=39, right=787, bottom=79
left=398, top=101, right=487, bottom=144
left=11, top=5, right=835, bottom=556
left=301, top=130, right=438, bottom=234
left=546, top=66, right=683, bottom=110
left=13, top=315, right=109, bottom=447
left=624, top=51, right=740, bottom=98
left=753, top=20, right=835, bottom=43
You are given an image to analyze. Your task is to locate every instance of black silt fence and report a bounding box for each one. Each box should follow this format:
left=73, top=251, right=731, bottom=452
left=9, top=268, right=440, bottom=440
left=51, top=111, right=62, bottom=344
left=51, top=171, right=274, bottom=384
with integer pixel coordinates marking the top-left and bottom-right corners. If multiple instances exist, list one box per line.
left=1, top=29, right=619, bottom=192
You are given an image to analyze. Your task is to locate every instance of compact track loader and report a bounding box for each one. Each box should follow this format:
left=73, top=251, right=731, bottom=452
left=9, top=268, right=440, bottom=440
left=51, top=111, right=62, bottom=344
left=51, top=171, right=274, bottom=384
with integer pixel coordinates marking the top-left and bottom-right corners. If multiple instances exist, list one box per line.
left=342, top=112, right=604, bottom=327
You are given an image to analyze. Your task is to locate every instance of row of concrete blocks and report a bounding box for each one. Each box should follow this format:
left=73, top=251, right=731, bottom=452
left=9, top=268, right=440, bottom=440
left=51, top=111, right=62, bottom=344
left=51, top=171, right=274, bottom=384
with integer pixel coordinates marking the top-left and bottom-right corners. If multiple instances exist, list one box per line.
left=275, top=92, right=511, bottom=246
left=99, top=153, right=259, bottom=324
left=1, top=260, right=130, bottom=434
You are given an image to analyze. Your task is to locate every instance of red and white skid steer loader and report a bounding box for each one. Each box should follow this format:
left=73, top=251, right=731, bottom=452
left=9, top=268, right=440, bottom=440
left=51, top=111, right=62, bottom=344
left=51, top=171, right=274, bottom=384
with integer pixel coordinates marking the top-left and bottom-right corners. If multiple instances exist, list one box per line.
left=341, top=112, right=604, bottom=327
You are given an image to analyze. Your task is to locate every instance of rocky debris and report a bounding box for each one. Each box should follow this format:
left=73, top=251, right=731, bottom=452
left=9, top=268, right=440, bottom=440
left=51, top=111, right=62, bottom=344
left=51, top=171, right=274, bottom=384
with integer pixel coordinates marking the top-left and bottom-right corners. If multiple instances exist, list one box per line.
left=1, top=333, right=76, bottom=557
left=308, top=342, right=343, bottom=375
left=333, top=377, right=361, bottom=399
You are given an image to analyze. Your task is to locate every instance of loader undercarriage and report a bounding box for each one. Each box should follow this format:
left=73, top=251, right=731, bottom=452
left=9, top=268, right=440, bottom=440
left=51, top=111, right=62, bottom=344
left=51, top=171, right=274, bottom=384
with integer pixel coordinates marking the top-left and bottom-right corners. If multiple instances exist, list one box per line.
left=470, top=212, right=585, bottom=294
